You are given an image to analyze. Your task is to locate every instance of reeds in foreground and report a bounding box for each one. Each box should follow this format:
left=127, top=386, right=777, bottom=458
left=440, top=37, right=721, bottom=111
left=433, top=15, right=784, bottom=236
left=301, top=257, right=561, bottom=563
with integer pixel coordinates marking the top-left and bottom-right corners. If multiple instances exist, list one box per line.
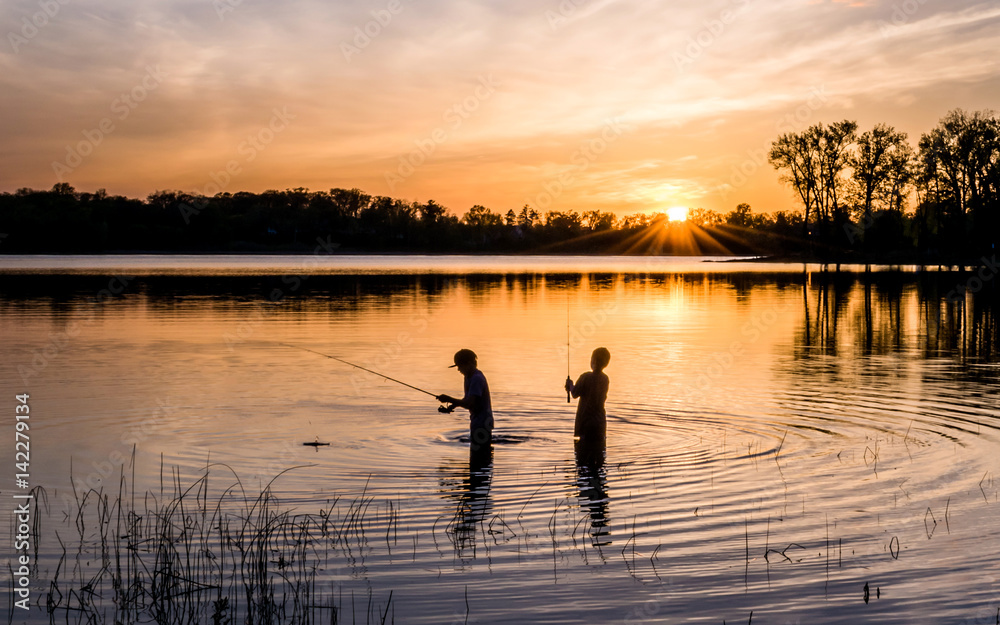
left=41, top=461, right=398, bottom=625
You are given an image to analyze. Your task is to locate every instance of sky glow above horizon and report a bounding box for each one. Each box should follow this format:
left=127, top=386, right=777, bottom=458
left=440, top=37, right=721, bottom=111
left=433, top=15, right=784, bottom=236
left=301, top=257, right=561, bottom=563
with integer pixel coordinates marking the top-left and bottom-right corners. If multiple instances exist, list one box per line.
left=1, top=0, right=998, bottom=218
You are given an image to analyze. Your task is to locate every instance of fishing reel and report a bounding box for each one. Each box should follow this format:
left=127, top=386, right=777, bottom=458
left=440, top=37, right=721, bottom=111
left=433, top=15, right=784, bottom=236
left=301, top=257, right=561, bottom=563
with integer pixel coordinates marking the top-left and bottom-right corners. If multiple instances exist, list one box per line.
left=438, top=404, right=456, bottom=414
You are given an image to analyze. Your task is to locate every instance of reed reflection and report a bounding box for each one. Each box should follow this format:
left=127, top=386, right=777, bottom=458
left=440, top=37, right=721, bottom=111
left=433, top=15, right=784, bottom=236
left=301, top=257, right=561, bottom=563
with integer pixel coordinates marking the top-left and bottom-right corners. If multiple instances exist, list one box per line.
left=438, top=445, right=494, bottom=559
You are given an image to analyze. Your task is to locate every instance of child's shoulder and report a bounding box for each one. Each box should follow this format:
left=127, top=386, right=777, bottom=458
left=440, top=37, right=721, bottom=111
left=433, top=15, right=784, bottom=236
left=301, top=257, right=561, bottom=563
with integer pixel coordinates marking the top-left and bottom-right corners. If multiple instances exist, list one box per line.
left=582, top=370, right=609, bottom=385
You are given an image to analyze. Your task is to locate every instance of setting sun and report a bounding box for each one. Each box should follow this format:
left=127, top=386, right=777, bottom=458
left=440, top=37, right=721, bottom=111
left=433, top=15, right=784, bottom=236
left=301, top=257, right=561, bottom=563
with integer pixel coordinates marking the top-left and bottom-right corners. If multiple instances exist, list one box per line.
left=667, top=207, right=689, bottom=222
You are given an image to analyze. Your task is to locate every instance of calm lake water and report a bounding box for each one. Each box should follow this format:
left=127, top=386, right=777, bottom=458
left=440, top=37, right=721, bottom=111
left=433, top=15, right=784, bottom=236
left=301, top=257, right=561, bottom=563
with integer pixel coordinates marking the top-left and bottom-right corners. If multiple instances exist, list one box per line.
left=1, top=255, right=999, bottom=624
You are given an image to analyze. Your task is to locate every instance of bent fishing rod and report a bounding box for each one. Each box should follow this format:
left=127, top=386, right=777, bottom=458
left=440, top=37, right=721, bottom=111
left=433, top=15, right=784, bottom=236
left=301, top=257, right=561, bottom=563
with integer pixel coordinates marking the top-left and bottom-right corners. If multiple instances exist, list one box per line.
left=278, top=342, right=441, bottom=399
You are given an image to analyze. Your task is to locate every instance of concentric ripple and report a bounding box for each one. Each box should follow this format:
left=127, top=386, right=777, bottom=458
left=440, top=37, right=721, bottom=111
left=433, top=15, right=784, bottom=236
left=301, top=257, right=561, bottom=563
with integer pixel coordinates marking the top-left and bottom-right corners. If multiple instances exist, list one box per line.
left=4, top=264, right=1000, bottom=624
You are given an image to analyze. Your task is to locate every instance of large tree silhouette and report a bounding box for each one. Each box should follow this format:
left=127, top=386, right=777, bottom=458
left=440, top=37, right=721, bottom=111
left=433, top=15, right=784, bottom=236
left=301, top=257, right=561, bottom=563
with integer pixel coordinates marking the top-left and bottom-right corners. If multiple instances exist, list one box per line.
left=917, top=109, right=1000, bottom=254
left=769, top=120, right=857, bottom=244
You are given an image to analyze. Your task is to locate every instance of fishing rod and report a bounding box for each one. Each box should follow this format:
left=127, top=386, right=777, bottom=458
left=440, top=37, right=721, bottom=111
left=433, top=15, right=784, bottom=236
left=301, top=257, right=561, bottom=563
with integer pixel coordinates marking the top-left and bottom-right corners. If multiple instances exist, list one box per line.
left=566, top=297, right=571, bottom=403
left=278, top=342, right=439, bottom=398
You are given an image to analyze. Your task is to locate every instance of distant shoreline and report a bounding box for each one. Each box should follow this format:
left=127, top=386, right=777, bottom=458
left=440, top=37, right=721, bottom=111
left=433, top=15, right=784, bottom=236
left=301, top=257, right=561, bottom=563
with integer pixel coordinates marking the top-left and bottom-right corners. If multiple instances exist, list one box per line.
left=0, top=251, right=994, bottom=276
left=0, top=250, right=992, bottom=266
left=719, top=252, right=996, bottom=267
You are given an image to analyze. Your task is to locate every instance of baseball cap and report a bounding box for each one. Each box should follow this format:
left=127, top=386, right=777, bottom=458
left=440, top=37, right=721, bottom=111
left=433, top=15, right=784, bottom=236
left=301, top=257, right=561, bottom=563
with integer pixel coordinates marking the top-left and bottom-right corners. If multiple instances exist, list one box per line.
left=449, top=348, right=477, bottom=368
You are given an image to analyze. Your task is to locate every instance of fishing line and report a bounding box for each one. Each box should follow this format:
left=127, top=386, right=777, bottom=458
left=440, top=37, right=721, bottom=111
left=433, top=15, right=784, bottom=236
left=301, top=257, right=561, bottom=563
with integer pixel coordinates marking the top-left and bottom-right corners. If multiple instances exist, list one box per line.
left=278, top=342, right=439, bottom=398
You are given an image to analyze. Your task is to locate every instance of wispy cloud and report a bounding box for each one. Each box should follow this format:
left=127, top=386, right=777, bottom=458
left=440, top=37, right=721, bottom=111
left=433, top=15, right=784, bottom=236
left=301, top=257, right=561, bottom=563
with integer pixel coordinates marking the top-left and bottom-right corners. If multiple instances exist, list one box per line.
left=1, top=0, right=997, bottom=214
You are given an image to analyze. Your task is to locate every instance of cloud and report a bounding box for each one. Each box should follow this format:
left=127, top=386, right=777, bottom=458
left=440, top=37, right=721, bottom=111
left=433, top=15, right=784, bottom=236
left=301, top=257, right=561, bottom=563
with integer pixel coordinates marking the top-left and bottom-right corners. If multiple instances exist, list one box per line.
left=1, top=0, right=998, bottom=215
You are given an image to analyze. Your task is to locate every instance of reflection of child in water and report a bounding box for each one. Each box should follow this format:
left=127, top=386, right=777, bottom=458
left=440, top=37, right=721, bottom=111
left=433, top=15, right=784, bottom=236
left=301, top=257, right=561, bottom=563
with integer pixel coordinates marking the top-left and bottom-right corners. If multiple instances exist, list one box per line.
left=565, top=347, right=610, bottom=446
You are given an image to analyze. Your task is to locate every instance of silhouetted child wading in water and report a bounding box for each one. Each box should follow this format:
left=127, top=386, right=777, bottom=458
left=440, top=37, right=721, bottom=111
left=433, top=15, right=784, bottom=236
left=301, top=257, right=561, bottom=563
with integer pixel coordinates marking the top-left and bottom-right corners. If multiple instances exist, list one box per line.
left=437, top=349, right=494, bottom=451
left=565, top=347, right=610, bottom=445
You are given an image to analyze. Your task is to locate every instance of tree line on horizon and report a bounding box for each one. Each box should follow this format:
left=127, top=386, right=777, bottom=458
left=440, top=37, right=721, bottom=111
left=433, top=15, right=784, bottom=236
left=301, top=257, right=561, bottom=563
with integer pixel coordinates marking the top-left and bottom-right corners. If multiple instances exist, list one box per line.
left=768, top=108, right=1000, bottom=260
left=0, top=108, right=996, bottom=259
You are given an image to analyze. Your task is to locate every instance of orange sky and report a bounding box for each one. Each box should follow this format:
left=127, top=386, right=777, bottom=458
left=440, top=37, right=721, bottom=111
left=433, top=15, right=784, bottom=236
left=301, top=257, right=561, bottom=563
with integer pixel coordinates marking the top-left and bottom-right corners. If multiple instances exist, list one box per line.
left=1, top=0, right=999, bottom=217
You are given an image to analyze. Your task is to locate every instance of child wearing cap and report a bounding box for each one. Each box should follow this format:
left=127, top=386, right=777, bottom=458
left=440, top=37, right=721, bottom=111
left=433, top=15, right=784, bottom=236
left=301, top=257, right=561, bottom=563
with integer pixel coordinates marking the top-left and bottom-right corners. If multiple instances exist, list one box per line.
left=437, top=349, right=494, bottom=450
